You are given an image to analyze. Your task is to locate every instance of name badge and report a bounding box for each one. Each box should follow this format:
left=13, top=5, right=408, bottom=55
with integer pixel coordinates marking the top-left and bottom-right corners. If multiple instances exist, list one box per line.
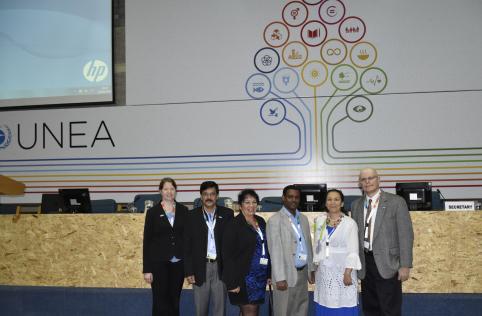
left=259, top=258, right=269, bottom=265
left=298, top=254, right=307, bottom=261
left=207, top=253, right=217, bottom=260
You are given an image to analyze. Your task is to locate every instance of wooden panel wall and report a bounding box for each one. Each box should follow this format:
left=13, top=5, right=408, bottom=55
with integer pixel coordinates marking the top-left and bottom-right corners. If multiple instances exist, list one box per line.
left=0, top=212, right=480, bottom=293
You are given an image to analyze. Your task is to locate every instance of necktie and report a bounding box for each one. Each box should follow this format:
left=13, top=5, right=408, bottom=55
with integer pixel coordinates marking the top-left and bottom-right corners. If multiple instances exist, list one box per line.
left=364, top=199, right=373, bottom=250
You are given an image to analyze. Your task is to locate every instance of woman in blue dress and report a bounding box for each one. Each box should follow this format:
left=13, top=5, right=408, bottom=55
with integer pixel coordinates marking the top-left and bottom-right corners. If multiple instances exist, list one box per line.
left=222, top=189, right=270, bottom=316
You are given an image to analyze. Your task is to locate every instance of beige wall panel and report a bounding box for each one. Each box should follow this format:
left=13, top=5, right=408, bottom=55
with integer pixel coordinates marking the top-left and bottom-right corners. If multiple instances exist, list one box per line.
left=0, top=214, right=145, bottom=288
left=0, top=212, right=480, bottom=293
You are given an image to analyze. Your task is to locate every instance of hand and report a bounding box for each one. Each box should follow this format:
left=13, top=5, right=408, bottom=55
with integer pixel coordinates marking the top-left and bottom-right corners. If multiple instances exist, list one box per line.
left=186, top=275, right=196, bottom=284
left=398, top=267, right=410, bottom=282
left=228, top=286, right=240, bottom=293
left=143, top=273, right=153, bottom=284
left=267, top=278, right=272, bottom=286
left=343, top=271, right=353, bottom=286
left=276, top=280, right=288, bottom=291
left=308, top=271, right=315, bottom=284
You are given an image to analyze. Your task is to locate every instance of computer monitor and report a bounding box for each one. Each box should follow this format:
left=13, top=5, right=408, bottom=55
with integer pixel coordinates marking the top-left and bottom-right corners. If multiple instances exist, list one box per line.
left=58, top=188, right=92, bottom=213
left=40, top=193, right=62, bottom=213
left=294, top=183, right=327, bottom=212
left=395, top=182, right=432, bottom=211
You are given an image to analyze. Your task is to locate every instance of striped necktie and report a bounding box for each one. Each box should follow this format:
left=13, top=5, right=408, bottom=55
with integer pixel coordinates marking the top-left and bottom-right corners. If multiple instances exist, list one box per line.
left=364, top=199, right=373, bottom=250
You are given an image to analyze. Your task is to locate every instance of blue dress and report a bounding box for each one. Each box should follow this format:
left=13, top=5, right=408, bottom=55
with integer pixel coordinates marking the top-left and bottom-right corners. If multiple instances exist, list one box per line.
left=223, top=213, right=271, bottom=305
left=244, top=226, right=269, bottom=303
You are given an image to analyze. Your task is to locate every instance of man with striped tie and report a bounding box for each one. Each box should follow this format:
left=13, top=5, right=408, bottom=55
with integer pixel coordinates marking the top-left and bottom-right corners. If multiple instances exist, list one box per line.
left=351, top=168, right=414, bottom=316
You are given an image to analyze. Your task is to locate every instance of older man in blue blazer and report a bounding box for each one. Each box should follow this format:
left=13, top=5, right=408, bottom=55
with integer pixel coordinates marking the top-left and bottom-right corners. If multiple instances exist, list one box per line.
left=351, top=168, right=414, bottom=316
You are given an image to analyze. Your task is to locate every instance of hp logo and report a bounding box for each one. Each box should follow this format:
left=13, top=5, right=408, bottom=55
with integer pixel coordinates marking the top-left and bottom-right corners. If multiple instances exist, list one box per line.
left=83, top=59, right=109, bottom=82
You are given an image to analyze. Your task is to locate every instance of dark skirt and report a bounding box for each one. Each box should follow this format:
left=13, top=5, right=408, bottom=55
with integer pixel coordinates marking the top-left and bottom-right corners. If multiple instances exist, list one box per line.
left=228, top=282, right=266, bottom=306
left=228, top=229, right=268, bottom=305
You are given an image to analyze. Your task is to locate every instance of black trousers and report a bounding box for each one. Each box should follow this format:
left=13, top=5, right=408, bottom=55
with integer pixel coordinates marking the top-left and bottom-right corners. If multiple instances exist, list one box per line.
left=151, top=260, right=184, bottom=316
left=361, top=252, right=402, bottom=316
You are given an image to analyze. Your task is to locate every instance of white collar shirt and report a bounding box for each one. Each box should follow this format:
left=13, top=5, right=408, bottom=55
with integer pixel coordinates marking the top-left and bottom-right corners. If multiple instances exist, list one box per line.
left=364, top=189, right=381, bottom=251
left=203, top=207, right=217, bottom=259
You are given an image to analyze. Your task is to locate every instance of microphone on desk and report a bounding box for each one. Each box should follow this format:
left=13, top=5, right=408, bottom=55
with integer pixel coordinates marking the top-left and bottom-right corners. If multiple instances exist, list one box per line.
left=436, top=189, right=446, bottom=201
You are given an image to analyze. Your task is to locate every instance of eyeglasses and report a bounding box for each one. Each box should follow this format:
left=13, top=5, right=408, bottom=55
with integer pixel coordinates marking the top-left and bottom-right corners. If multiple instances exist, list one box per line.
left=360, top=176, right=378, bottom=183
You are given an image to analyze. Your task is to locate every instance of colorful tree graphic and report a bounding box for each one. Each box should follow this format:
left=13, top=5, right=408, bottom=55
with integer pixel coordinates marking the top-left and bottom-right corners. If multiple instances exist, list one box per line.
left=245, top=0, right=388, bottom=166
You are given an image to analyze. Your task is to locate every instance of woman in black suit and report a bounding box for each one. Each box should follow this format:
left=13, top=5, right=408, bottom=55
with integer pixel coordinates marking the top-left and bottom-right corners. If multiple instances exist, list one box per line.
left=222, top=189, right=270, bottom=316
left=143, top=177, right=188, bottom=316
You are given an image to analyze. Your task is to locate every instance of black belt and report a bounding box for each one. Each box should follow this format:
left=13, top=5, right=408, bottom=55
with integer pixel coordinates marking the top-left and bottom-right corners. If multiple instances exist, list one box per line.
left=206, top=258, right=217, bottom=263
left=296, top=265, right=306, bottom=271
left=364, top=249, right=373, bottom=256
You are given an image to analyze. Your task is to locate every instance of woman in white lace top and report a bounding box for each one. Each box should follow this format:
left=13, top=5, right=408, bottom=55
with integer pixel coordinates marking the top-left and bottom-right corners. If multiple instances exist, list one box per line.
left=313, top=189, right=361, bottom=316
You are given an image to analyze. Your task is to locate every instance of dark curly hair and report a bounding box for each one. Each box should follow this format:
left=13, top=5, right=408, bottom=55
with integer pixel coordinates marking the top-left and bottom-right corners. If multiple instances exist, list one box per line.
left=238, top=189, right=260, bottom=205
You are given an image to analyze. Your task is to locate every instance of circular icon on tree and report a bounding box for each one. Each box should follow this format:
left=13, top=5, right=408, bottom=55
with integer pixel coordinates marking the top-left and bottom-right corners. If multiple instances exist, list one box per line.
left=282, top=41, right=308, bottom=67
left=331, top=64, right=358, bottom=91
left=254, top=47, right=280, bottom=73
left=350, top=41, right=377, bottom=68
left=360, top=67, right=387, bottom=94
left=274, top=67, right=300, bottom=93
left=346, top=96, right=373, bottom=122
left=301, top=61, right=328, bottom=87
left=246, top=73, right=272, bottom=99
left=339, top=16, right=366, bottom=43
left=260, top=99, right=286, bottom=125
left=319, top=0, right=346, bottom=25
left=301, top=20, right=327, bottom=47
left=264, top=22, right=290, bottom=48
left=283, top=1, right=309, bottom=27
left=321, top=39, right=347, bottom=65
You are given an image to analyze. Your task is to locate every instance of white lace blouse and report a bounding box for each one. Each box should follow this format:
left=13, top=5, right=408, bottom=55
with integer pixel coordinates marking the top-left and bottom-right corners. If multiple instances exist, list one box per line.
left=313, top=213, right=362, bottom=308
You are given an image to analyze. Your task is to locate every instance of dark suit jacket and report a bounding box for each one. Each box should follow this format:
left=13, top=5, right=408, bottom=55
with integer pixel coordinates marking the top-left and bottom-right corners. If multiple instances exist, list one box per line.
left=222, top=213, right=270, bottom=291
left=183, top=205, right=234, bottom=286
left=351, top=191, right=414, bottom=279
left=142, top=201, right=188, bottom=273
